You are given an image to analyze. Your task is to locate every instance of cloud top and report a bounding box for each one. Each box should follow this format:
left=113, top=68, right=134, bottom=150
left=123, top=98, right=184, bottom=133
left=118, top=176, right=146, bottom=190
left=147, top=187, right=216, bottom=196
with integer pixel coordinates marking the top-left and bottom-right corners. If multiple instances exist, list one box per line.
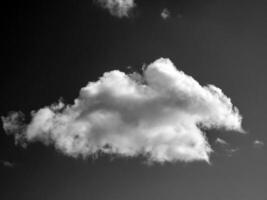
left=95, top=0, right=135, bottom=18
left=1, top=58, right=243, bottom=163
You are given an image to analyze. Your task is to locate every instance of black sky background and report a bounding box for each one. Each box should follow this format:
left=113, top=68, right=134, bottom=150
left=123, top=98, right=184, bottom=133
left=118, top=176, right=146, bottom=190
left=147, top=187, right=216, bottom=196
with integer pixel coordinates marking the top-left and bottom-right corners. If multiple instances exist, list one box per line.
left=1, top=0, right=266, bottom=199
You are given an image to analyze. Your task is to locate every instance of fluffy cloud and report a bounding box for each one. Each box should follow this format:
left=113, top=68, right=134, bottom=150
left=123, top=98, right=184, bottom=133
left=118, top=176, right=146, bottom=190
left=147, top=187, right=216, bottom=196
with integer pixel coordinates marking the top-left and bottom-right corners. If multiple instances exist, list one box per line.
left=1, top=58, right=243, bottom=163
left=95, top=0, right=135, bottom=18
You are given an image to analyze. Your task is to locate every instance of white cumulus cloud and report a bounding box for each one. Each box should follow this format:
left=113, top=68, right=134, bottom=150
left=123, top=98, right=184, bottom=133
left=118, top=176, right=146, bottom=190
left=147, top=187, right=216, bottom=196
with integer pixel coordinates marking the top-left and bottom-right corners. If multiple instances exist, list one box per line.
left=1, top=58, right=243, bottom=163
left=95, top=0, right=135, bottom=18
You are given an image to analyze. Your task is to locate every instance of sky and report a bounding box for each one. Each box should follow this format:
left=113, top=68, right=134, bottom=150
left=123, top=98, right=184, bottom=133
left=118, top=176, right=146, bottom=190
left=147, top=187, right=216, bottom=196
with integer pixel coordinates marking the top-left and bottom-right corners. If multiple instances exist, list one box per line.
left=1, top=0, right=266, bottom=199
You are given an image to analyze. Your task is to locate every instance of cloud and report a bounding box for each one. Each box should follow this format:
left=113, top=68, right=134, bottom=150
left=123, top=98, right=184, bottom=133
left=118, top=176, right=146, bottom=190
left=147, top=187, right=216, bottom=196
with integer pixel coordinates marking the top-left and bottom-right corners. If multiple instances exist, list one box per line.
left=215, top=138, right=228, bottom=145
left=225, top=148, right=239, bottom=157
left=1, top=58, right=243, bottom=163
left=161, top=8, right=171, bottom=19
left=214, top=138, right=239, bottom=157
left=253, top=140, right=264, bottom=148
left=95, top=0, right=135, bottom=18
left=0, top=160, right=15, bottom=168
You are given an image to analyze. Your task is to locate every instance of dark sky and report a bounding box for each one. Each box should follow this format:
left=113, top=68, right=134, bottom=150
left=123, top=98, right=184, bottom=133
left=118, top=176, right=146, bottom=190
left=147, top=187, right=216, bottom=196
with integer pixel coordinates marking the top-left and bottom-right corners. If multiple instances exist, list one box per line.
left=1, top=0, right=266, bottom=199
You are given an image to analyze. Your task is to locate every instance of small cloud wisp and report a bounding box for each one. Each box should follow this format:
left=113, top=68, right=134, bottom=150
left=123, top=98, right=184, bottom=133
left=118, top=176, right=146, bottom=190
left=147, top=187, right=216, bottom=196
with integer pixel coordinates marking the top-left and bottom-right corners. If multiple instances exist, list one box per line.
left=215, top=138, right=228, bottom=146
left=253, top=140, right=264, bottom=148
left=0, top=160, right=15, bottom=168
left=95, top=0, right=135, bottom=18
left=161, top=8, right=171, bottom=19
left=1, top=58, right=243, bottom=163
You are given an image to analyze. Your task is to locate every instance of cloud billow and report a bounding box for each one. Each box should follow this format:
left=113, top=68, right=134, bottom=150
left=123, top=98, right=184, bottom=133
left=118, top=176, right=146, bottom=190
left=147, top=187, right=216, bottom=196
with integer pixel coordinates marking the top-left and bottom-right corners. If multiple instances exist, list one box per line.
left=1, top=58, right=243, bottom=163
